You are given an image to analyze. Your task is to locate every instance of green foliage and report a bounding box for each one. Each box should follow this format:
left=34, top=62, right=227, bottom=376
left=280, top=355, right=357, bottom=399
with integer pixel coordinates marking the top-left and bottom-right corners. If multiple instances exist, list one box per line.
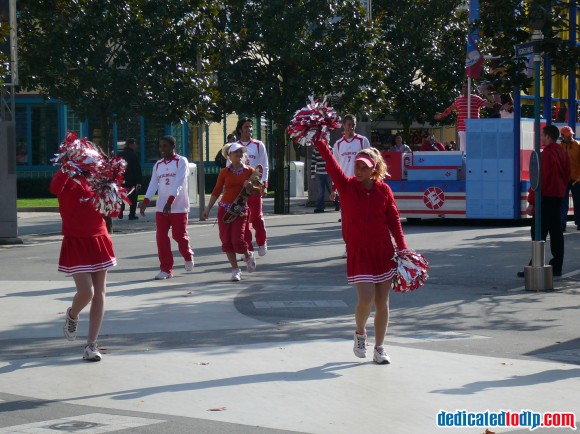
left=479, top=0, right=580, bottom=94
left=216, top=0, right=378, bottom=125
left=372, top=0, right=468, bottom=129
left=0, top=21, right=9, bottom=86
left=18, top=0, right=223, bottom=150
left=215, top=0, right=380, bottom=212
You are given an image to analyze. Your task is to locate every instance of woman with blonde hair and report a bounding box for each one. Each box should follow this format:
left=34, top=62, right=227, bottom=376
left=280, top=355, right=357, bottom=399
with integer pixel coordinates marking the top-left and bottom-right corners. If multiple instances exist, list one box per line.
left=312, top=139, right=408, bottom=365
left=202, top=142, right=261, bottom=281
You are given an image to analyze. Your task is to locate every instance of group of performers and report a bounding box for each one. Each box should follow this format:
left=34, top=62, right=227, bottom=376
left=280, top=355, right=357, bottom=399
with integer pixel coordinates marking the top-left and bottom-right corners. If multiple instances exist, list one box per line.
left=51, top=107, right=426, bottom=365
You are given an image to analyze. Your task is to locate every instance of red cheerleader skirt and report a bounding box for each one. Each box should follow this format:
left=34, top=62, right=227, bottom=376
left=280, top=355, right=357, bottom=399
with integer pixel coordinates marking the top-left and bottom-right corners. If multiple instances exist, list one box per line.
left=58, top=234, right=117, bottom=275
left=346, top=242, right=397, bottom=285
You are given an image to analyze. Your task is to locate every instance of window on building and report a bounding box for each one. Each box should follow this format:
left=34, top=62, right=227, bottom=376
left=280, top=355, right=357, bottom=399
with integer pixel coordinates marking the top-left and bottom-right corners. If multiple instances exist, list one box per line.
left=116, top=116, right=141, bottom=152
left=144, top=119, right=166, bottom=163
left=15, top=107, right=28, bottom=166
left=66, top=107, right=83, bottom=137
left=170, top=123, right=184, bottom=156
left=31, top=105, right=59, bottom=166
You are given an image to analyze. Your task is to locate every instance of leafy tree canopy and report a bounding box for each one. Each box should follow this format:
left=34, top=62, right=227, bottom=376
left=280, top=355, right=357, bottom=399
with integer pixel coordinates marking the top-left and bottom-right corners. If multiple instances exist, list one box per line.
left=478, top=0, right=580, bottom=94
left=0, top=4, right=10, bottom=88
left=372, top=0, right=468, bottom=130
left=216, top=0, right=380, bottom=125
left=18, top=0, right=223, bottom=149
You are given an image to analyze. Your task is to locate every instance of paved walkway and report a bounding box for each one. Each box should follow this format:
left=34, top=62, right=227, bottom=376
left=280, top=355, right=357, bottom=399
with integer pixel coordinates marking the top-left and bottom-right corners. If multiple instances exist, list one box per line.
left=1, top=199, right=579, bottom=433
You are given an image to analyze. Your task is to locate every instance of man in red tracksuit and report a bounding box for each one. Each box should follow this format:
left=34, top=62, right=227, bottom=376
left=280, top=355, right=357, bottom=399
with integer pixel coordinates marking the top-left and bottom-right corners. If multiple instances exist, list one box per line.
left=518, top=125, right=570, bottom=277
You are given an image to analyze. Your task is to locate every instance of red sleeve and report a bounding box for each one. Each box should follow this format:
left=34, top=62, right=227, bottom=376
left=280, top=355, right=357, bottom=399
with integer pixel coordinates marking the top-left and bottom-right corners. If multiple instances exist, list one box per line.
left=441, top=100, right=457, bottom=117
left=49, top=171, right=69, bottom=196
left=385, top=185, right=408, bottom=250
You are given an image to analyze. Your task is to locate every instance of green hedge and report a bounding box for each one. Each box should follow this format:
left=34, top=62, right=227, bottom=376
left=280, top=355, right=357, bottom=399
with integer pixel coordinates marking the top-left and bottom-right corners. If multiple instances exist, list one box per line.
left=16, top=173, right=221, bottom=198
left=16, top=168, right=275, bottom=198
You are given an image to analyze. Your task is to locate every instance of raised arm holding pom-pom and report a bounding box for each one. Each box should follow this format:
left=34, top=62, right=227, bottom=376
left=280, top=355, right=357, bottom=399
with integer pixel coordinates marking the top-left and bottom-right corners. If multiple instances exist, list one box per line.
left=312, top=137, right=407, bottom=365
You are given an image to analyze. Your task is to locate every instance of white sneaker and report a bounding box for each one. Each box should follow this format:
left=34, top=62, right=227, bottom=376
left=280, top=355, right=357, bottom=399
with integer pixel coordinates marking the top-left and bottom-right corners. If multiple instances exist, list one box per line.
left=245, top=252, right=257, bottom=273
left=154, top=271, right=173, bottom=280
left=258, top=243, right=267, bottom=257
left=83, top=343, right=102, bottom=362
left=353, top=332, right=367, bottom=358
left=373, top=346, right=391, bottom=364
left=342, top=249, right=347, bottom=258
left=185, top=260, right=194, bottom=272
left=231, top=268, right=242, bottom=281
left=63, top=308, right=78, bottom=341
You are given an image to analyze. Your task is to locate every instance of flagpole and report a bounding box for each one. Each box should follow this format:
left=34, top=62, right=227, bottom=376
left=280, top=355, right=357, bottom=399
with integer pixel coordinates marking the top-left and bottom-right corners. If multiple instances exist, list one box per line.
left=466, top=0, right=480, bottom=153
left=467, top=78, right=472, bottom=122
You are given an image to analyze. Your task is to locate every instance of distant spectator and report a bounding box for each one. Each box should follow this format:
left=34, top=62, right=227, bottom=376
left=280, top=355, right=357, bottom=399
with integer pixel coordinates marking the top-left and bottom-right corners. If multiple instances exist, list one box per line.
left=499, top=93, right=515, bottom=119
left=559, top=126, right=580, bottom=231
left=390, top=134, right=412, bottom=152
left=420, top=134, right=446, bottom=152
left=118, top=138, right=142, bottom=220
left=517, top=125, right=570, bottom=278
left=215, top=133, right=236, bottom=168
left=311, top=140, right=332, bottom=213
left=479, top=82, right=501, bottom=118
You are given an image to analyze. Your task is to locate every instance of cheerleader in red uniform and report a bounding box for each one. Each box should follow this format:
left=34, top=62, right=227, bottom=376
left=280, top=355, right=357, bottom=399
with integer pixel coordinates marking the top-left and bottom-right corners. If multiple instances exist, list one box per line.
left=313, top=138, right=408, bottom=364
left=50, top=171, right=117, bottom=362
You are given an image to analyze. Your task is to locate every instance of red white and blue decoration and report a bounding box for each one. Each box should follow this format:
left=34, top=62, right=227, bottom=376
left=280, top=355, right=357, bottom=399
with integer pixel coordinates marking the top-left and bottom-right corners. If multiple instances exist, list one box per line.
left=52, top=131, right=131, bottom=216
left=392, top=249, right=429, bottom=293
left=465, top=35, right=484, bottom=79
left=288, top=96, right=341, bottom=145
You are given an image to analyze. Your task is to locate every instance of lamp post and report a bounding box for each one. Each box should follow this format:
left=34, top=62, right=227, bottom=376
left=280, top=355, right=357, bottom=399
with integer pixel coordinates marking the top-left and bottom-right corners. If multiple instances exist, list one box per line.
left=524, top=5, right=552, bottom=291
left=0, top=0, right=22, bottom=245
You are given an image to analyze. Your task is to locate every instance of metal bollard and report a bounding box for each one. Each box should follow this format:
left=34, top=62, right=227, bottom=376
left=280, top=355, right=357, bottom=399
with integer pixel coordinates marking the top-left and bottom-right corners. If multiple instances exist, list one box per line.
left=524, top=241, right=553, bottom=291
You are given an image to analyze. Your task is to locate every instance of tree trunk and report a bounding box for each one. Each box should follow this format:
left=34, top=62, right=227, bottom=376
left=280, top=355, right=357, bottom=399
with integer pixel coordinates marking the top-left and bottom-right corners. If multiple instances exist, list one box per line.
left=273, top=122, right=288, bottom=214
left=100, top=104, right=113, bottom=233
left=99, top=105, right=112, bottom=156
left=402, top=123, right=412, bottom=150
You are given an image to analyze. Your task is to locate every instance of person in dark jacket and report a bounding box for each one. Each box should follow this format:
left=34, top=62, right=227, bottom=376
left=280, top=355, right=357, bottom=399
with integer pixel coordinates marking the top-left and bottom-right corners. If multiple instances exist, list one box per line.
left=518, top=125, right=571, bottom=277
left=118, top=138, right=143, bottom=220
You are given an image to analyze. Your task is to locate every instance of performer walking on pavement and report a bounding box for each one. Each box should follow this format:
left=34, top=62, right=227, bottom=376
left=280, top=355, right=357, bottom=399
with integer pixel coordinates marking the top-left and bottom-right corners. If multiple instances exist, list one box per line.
left=313, top=135, right=408, bottom=365
left=140, top=135, right=194, bottom=280
left=50, top=168, right=117, bottom=362
left=331, top=114, right=370, bottom=257
left=236, top=118, right=269, bottom=257
left=202, top=142, right=260, bottom=281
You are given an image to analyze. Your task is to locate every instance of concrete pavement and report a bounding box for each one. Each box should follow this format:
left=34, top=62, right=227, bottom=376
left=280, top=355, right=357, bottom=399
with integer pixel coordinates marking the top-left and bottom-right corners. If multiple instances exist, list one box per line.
left=0, top=198, right=579, bottom=433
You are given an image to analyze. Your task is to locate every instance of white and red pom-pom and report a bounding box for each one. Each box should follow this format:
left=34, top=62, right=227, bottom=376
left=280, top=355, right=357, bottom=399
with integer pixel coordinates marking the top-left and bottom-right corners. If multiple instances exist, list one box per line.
left=52, top=131, right=130, bottom=216
left=288, top=96, right=341, bottom=145
left=392, top=249, right=429, bottom=293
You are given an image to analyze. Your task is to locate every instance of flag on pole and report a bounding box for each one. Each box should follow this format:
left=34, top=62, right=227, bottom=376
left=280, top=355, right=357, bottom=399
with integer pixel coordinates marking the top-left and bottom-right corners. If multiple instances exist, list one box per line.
left=465, top=35, right=484, bottom=79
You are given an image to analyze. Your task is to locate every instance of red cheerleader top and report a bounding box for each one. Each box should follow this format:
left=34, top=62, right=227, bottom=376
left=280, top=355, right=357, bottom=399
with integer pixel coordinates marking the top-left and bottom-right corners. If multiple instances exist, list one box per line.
left=50, top=171, right=108, bottom=238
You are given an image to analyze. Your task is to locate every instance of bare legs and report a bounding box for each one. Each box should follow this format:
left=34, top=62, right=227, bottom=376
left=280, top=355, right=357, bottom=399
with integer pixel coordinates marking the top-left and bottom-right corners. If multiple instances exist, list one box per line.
left=71, top=270, right=107, bottom=344
left=226, top=250, right=252, bottom=269
left=226, top=251, right=238, bottom=269
left=354, top=280, right=392, bottom=347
